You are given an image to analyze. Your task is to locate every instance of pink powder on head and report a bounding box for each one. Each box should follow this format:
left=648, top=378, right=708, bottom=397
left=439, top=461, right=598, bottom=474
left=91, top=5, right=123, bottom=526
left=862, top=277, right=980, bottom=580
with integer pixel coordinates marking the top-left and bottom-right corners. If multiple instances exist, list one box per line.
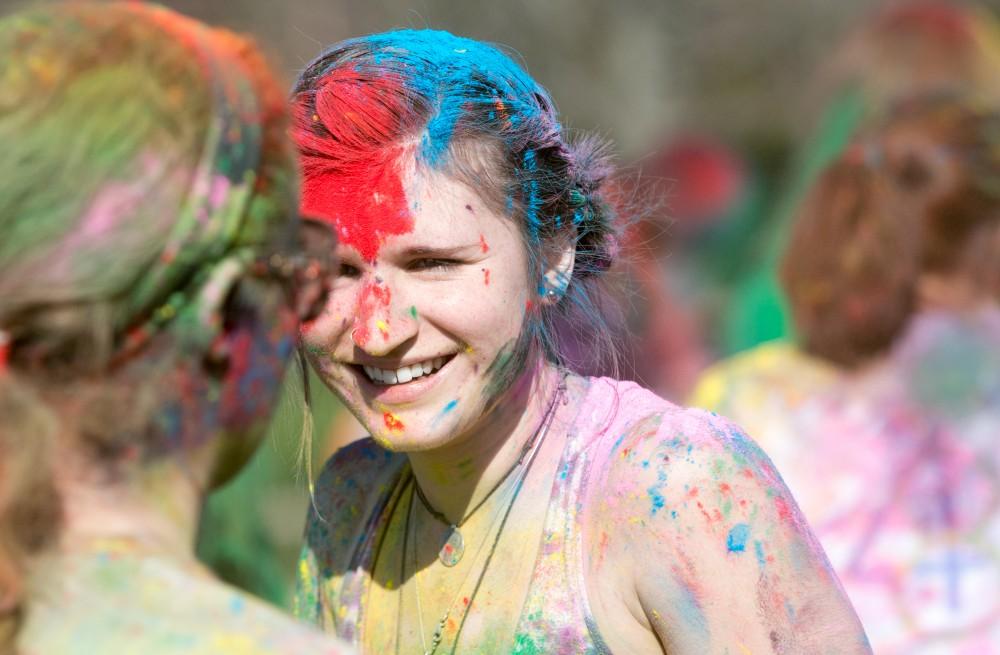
left=296, top=66, right=417, bottom=262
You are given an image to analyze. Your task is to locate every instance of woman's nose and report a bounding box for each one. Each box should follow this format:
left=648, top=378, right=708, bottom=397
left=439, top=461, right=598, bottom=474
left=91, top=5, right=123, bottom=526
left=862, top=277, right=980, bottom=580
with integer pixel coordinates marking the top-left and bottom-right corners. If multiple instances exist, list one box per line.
left=350, top=278, right=417, bottom=355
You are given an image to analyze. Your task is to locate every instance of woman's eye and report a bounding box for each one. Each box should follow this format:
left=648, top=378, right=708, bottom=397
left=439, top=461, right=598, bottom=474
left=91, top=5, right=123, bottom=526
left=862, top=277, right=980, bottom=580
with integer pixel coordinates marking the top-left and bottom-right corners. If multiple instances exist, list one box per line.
left=409, top=258, right=460, bottom=271
left=339, top=263, right=361, bottom=278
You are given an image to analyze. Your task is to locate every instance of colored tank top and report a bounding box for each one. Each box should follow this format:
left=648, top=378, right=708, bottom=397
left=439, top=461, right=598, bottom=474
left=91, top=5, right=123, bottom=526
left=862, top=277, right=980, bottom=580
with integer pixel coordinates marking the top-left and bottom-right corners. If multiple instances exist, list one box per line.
left=297, top=377, right=662, bottom=653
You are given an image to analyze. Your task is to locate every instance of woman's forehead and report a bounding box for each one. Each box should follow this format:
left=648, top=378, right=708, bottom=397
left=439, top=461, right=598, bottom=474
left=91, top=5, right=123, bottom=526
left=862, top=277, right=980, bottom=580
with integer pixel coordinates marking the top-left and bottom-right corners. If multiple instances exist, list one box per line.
left=402, top=167, right=514, bottom=238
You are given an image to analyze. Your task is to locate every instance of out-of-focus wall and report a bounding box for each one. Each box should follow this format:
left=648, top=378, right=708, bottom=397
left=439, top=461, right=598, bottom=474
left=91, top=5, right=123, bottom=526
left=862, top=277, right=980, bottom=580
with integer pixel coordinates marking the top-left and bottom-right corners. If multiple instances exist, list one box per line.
left=5, top=0, right=989, bottom=154
left=111, top=0, right=1000, bottom=152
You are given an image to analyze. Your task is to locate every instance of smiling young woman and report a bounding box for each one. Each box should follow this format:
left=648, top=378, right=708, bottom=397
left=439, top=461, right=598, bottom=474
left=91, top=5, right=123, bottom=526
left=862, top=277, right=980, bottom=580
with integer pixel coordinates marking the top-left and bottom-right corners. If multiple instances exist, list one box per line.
left=292, top=30, right=870, bottom=654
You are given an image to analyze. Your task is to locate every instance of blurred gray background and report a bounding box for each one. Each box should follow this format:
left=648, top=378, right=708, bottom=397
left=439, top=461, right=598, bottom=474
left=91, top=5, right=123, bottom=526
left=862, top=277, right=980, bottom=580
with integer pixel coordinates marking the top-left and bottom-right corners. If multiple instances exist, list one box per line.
left=4, top=0, right=996, bottom=159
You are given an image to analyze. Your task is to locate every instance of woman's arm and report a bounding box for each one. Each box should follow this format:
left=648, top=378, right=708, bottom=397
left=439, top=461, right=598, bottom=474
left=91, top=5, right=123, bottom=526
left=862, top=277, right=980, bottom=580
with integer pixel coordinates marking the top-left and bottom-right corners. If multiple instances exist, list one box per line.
left=591, top=409, right=871, bottom=654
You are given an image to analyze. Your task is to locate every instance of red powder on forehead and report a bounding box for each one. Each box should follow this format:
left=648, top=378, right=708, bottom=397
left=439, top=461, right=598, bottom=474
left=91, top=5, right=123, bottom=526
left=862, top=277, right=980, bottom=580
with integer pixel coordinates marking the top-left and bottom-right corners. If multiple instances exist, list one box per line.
left=296, top=66, right=417, bottom=262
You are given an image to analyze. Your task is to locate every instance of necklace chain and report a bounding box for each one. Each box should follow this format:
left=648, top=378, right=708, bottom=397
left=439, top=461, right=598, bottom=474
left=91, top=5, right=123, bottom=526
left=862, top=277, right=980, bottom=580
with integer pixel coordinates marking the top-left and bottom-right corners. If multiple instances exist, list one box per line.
left=412, top=403, right=549, bottom=530
left=413, top=375, right=568, bottom=567
left=401, top=375, right=566, bottom=655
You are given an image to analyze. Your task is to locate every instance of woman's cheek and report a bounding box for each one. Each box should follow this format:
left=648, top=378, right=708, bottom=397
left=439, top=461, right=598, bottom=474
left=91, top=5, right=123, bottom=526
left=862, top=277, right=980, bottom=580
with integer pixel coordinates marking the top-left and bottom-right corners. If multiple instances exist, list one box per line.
left=301, top=291, right=352, bottom=351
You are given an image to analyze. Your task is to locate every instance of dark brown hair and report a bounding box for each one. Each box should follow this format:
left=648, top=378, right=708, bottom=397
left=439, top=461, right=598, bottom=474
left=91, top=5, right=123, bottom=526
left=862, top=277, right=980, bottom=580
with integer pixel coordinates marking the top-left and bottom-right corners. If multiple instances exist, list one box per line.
left=781, top=97, right=1000, bottom=368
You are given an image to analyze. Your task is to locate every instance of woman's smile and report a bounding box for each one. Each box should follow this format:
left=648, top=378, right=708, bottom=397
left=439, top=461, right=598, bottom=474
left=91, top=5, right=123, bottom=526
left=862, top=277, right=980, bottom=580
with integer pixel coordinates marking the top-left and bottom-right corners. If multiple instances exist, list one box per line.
left=350, top=353, right=458, bottom=405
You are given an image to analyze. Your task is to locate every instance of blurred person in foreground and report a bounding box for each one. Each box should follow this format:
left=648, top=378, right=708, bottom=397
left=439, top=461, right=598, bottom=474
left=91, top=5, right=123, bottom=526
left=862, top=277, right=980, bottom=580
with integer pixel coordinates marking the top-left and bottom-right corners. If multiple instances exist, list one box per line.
left=700, top=96, right=1000, bottom=653
left=0, top=4, right=352, bottom=653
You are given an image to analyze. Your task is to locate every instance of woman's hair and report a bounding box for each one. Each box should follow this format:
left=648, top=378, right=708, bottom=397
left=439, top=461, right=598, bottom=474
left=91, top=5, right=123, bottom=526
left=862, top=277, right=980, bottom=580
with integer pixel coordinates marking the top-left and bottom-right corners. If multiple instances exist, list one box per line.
left=781, top=96, right=1000, bottom=368
left=291, top=30, right=621, bottom=377
left=0, top=4, right=295, bottom=648
left=0, top=391, right=60, bottom=655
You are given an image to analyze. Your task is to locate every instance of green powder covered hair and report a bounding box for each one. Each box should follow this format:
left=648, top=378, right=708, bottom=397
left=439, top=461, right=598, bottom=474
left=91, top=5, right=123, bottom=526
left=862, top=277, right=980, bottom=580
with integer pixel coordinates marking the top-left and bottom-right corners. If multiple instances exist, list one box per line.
left=0, top=2, right=296, bottom=369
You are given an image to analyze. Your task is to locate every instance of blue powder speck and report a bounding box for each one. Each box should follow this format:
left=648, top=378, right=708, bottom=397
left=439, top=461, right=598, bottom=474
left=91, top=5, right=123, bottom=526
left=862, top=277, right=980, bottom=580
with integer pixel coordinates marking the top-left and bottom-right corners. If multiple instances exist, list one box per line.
left=726, top=523, right=750, bottom=553
left=648, top=487, right=665, bottom=515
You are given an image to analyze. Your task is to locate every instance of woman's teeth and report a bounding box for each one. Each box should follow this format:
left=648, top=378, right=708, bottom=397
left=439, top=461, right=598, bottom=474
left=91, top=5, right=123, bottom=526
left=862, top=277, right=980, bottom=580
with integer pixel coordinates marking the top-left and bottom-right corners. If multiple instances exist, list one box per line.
left=363, top=357, right=445, bottom=385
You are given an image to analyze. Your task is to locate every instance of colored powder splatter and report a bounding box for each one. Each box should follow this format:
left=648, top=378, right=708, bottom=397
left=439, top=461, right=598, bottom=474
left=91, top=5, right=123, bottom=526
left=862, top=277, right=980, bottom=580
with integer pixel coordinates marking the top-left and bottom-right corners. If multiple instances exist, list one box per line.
left=351, top=280, right=391, bottom=346
left=483, top=268, right=490, bottom=286
left=479, top=233, right=489, bottom=253
left=675, top=578, right=710, bottom=638
left=431, top=399, right=459, bottom=429
left=727, top=523, right=750, bottom=553
left=383, top=411, right=405, bottom=433
left=409, top=305, right=418, bottom=319
left=375, top=319, right=390, bottom=340
left=755, top=540, right=766, bottom=569
left=774, top=496, right=793, bottom=523
left=297, top=67, right=415, bottom=262
left=295, top=30, right=556, bottom=262
left=648, top=487, right=666, bottom=515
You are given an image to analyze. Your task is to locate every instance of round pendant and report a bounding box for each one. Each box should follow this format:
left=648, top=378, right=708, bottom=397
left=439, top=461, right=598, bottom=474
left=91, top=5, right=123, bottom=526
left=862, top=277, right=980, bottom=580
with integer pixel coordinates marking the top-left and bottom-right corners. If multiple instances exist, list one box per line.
left=439, top=526, right=465, bottom=567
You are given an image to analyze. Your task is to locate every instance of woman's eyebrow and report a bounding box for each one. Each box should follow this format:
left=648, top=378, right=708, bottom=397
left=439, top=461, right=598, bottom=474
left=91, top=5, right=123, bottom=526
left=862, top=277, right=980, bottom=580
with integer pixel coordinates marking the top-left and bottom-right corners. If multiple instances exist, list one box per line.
left=399, top=244, right=481, bottom=258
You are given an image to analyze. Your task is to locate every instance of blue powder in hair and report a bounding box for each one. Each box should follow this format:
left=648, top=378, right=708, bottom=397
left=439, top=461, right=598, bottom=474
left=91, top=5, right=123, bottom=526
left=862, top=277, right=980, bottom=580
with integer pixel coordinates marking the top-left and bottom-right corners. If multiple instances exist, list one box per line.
left=523, top=149, right=541, bottom=240
left=317, top=29, right=554, bottom=168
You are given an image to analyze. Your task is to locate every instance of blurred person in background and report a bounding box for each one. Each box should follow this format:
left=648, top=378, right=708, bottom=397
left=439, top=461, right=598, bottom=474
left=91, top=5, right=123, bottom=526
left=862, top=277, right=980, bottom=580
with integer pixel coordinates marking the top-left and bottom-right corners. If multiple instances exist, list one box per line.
left=0, top=3, right=351, bottom=653
left=700, top=96, right=1000, bottom=653
left=691, top=0, right=1000, bottom=474
left=620, top=135, right=763, bottom=400
left=292, top=29, right=868, bottom=654
left=700, top=0, right=1000, bottom=367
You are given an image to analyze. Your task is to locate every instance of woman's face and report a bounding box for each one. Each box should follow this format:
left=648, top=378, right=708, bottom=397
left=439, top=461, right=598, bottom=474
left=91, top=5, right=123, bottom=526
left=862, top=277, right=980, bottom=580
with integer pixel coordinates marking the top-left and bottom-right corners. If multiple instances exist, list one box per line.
left=302, top=161, right=535, bottom=451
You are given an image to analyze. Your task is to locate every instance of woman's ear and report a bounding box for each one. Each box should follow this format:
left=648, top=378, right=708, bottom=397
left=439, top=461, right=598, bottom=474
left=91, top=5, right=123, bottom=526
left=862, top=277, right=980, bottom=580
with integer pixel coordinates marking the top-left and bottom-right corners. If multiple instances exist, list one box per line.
left=540, top=229, right=577, bottom=305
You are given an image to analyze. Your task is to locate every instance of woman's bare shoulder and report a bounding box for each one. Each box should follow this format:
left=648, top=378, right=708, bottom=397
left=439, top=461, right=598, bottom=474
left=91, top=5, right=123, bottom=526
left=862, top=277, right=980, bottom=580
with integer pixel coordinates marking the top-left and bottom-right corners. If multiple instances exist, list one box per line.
left=587, top=400, right=869, bottom=652
left=595, top=399, right=786, bottom=508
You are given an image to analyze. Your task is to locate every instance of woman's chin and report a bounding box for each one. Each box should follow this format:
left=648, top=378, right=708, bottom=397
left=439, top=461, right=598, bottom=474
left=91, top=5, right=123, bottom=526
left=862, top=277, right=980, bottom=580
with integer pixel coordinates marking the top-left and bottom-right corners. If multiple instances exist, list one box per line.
left=359, top=404, right=475, bottom=453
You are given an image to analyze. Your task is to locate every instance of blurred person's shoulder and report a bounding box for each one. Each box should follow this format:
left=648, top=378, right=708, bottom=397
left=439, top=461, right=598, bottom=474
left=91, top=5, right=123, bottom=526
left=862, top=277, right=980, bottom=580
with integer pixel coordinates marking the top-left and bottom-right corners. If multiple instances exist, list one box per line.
left=690, top=340, right=839, bottom=412
left=19, top=546, right=353, bottom=655
left=687, top=341, right=841, bottom=447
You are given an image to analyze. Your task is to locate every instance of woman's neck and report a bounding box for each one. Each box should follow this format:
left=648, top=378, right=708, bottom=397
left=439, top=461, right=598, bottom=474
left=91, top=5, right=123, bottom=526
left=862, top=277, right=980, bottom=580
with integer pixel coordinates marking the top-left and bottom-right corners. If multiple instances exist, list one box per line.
left=55, top=449, right=208, bottom=565
left=407, top=361, right=562, bottom=525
